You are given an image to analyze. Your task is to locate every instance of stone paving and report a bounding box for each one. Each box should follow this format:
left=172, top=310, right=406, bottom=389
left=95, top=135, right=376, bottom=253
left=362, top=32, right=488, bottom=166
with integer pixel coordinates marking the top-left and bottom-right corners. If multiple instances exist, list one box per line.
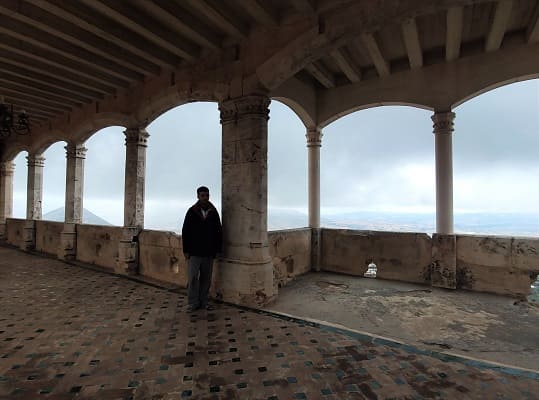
left=1, top=247, right=538, bottom=400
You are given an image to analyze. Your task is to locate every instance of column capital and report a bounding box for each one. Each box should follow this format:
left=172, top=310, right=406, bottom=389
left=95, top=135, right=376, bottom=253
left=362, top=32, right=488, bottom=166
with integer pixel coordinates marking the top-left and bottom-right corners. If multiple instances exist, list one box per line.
left=306, top=127, right=323, bottom=147
left=124, top=127, right=149, bottom=147
left=219, top=94, right=270, bottom=124
left=26, top=154, right=45, bottom=168
left=431, top=111, right=456, bottom=135
left=65, top=143, right=87, bottom=159
left=0, top=162, right=15, bottom=176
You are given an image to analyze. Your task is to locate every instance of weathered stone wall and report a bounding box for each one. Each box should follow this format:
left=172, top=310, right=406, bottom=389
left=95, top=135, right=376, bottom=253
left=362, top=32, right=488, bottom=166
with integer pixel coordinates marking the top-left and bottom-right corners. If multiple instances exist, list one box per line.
left=456, top=235, right=539, bottom=298
left=35, top=221, right=64, bottom=255
left=76, top=225, right=122, bottom=270
left=321, top=229, right=432, bottom=284
left=138, top=230, right=186, bottom=286
left=5, top=218, right=25, bottom=248
left=136, top=229, right=311, bottom=289
left=268, top=228, right=312, bottom=288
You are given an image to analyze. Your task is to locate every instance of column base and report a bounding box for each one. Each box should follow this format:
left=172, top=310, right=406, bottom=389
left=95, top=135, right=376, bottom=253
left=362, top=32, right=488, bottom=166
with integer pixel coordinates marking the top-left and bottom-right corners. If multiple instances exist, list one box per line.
left=21, top=220, right=36, bottom=251
left=431, top=234, right=457, bottom=289
left=211, top=258, right=277, bottom=307
left=58, top=223, right=77, bottom=261
left=116, top=227, right=140, bottom=276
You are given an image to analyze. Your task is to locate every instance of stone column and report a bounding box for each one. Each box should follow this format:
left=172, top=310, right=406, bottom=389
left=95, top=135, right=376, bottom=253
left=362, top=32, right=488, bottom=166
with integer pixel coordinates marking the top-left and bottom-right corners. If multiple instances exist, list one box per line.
left=306, top=127, right=323, bottom=271
left=64, top=144, right=87, bottom=224
left=430, top=111, right=456, bottom=289
left=20, top=154, right=45, bottom=251
left=0, top=162, right=15, bottom=240
left=26, top=154, right=45, bottom=220
left=59, top=143, right=86, bottom=260
left=216, top=94, right=276, bottom=306
left=117, top=127, right=149, bottom=275
left=432, top=111, right=455, bottom=235
left=306, top=127, right=322, bottom=229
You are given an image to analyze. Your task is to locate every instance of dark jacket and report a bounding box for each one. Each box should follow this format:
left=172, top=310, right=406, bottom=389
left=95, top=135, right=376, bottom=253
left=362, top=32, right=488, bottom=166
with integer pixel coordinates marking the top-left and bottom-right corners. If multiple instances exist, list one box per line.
left=182, top=201, right=222, bottom=257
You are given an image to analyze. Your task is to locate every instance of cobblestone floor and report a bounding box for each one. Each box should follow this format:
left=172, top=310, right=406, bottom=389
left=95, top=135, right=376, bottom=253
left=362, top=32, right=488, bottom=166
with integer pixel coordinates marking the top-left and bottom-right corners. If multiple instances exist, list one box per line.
left=1, top=247, right=538, bottom=400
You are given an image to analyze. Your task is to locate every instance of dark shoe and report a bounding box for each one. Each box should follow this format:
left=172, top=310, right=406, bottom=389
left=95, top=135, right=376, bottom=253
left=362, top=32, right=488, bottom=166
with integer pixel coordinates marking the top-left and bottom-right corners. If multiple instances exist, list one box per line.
left=186, top=305, right=198, bottom=313
left=205, top=304, right=214, bottom=311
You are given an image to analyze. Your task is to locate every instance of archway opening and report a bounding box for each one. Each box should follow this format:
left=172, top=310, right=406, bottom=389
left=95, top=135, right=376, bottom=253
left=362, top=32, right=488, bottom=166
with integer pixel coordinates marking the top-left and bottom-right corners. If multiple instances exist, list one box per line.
left=84, top=126, right=125, bottom=226
left=12, top=150, right=28, bottom=219
left=145, top=102, right=221, bottom=232
left=268, top=100, right=307, bottom=230
left=41, top=141, right=66, bottom=221
left=321, top=105, right=434, bottom=233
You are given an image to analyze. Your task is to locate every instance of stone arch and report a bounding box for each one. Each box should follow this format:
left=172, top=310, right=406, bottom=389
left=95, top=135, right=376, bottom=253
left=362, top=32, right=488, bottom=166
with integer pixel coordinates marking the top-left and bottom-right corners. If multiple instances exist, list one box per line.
left=453, top=75, right=539, bottom=109
left=2, top=143, right=29, bottom=163
left=30, top=131, right=68, bottom=156
left=135, top=83, right=218, bottom=128
left=73, top=112, right=134, bottom=144
left=271, top=96, right=315, bottom=129
left=321, top=101, right=432, bottom=129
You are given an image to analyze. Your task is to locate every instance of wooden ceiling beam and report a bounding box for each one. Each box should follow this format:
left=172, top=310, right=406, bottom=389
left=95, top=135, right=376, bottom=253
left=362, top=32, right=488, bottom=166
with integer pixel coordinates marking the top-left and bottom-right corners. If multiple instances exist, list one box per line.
left=0, top=19, right=143, bottom=82
left=0, top=62, right=105, bottom=99
left=485, top=0, right=514, bottom=52
left=401, top=18, right=423, bottom=69
left=291, top=0, right=315, bottom=14
left=0, top=2, right=161, bottom=76
left=241, top=0, right=278, bottom=27
left=359, top=33, right=390, bottom=77
left=0, top=74, right=94, bottom=104
left=0, top=38, right=130, bottom=89
left=305, top=62, right=336, bottom=88
left=0, top=89, right=73, bottom=112
left=446, top=7, right=463, bottom=61
left=526, top=3, right=539, bottom=43
left=26, top=0, right=182, bottom=71
left=0, top=81, right=83, bottom=107
left=0, top=49, right=115, bottom=94
left=134, top=0, right=222, bottom=50
left=182, top=0, right=248, bottom=40
left=330, top=48, right=361, bottom=83
left=80, top=0, right=199, bottom=62
left=2, top=95, right=69, bottom=114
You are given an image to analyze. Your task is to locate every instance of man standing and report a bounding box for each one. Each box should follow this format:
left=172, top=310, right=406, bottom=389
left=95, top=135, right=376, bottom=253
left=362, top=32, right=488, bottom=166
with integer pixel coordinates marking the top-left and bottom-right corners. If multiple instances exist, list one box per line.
left=182, top=186, right=222, bottom=312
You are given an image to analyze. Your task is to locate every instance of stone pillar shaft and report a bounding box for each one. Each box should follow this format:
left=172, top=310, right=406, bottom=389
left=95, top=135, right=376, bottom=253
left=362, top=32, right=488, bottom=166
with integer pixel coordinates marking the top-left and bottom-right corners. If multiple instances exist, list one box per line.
left=0, top=162, right=15, bottom=222
left=123, top=128, right=149, bottom=229
left=64, top=144, right=86, bottom=224
left=0, top=162, right=15, bottom=239
left=217, top=94, right=276, bottom=306
left=306, top=128, right=322, bottom=229
left=26, top=154, right=45, bottom=220
left=432, top=111, right=455, bottom=235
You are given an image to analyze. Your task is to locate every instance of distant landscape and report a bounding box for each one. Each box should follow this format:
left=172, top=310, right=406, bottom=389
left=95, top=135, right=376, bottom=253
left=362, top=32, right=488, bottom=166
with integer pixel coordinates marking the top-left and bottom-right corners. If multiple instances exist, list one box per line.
left=268, top=209, right=539, bottom=237
left=42, top=207, right=539, bottom=237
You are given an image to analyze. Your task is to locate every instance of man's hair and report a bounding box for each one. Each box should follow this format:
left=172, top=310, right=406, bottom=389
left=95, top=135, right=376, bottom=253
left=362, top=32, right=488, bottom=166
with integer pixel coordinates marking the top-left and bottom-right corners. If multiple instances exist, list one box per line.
left=197, top=186, right=209, bottom=194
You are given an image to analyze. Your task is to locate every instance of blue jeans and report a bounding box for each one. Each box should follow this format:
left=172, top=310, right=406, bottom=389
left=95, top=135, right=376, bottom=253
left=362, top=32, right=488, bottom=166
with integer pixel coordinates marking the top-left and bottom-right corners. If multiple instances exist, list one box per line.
left=187, top=256, right=213, bottom=308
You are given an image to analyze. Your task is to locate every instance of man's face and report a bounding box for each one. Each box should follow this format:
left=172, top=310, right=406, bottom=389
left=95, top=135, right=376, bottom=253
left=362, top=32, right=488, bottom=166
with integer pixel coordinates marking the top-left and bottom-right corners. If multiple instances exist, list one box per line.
left=198, top=191, right=210, bottom=206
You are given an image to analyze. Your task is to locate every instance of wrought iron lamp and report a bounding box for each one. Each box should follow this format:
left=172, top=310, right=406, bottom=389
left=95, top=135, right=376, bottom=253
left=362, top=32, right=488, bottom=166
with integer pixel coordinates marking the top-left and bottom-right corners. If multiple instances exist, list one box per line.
left=0, top=96, right=30, bottom=139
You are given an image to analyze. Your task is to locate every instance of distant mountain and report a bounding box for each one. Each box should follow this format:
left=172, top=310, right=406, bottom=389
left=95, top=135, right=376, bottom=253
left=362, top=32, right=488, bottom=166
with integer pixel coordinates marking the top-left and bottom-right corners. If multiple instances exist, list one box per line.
left=42, top=207, right=112, bottom=226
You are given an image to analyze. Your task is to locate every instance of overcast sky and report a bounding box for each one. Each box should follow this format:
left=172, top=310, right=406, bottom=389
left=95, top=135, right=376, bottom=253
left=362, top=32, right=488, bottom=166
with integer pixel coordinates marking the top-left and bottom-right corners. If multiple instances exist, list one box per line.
left=10, top=79, right=539, bottom=231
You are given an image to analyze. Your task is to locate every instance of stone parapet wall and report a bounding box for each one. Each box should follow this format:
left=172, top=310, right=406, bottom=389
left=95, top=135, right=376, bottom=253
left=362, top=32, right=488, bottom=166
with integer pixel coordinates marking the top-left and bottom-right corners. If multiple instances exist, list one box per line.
left=76, top=225, right=122, bottom=270
left=35, top=221, right=64, bottom=256
left=456, top=235, right=539, bottom=298
left=3, top=218, right=538, bottom=299
left=268, top=228, right=312, bottom=288
left=138, top=230, right=186, bottom=286
left=5, top=218, right=26, bottom=248
left=321, top=229, right=431, bottom=284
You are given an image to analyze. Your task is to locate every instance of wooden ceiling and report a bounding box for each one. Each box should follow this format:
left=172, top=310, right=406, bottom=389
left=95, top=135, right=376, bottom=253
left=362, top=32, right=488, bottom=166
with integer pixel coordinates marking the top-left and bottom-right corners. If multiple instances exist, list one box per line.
left=0, top=0, right=538, bottom=128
